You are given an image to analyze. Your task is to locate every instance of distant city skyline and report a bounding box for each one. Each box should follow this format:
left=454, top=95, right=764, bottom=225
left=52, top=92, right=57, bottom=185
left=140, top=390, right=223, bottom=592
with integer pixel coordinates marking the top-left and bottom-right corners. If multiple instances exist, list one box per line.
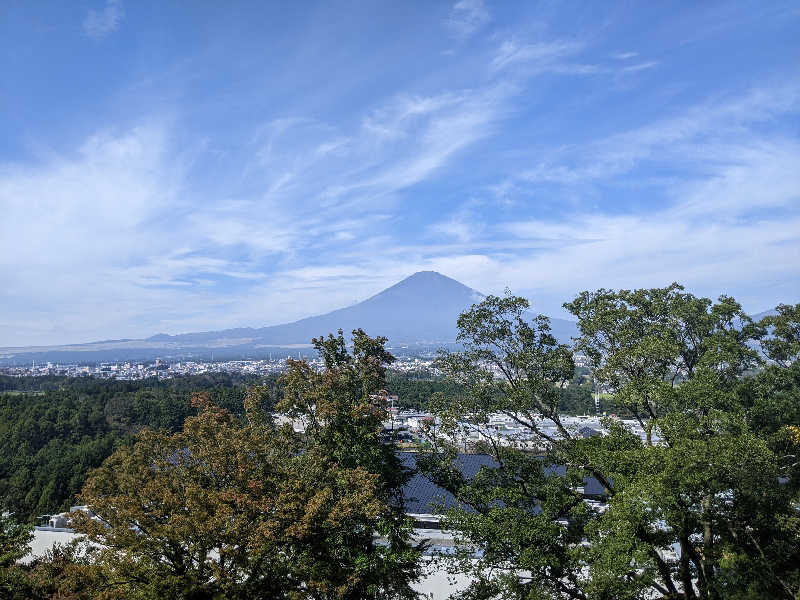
left=1, top=1, right=799, bottom=346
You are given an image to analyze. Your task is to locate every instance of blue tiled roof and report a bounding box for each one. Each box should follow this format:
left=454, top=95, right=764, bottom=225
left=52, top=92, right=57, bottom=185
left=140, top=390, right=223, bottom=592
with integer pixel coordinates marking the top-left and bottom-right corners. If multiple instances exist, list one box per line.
left=583, top=473, right=608, bottom=497
left=399, top=452, right=498, bottom=514
left=398, top=451, right=608, bottom=515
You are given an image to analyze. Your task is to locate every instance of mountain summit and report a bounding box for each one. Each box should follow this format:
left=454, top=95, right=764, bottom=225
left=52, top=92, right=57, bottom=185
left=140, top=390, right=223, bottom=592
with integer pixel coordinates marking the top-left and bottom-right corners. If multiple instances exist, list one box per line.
left=369, top=270, right=479, bottom=302
left=262, top=270, right=485, bottom=345
left=149, top=271, right=485, bottom=347
left=143, top=270, right=578, bottom=347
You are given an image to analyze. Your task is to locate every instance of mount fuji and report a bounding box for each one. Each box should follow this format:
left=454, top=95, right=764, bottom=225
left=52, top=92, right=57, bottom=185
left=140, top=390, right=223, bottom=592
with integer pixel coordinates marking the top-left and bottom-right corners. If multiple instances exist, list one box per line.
left=0, top=272, right=579, bottom=364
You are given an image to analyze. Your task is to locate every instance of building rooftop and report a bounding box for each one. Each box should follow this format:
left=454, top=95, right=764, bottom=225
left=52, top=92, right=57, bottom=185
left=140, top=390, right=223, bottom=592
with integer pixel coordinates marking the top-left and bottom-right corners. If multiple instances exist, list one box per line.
left=398, top=452, right=608, bottom=517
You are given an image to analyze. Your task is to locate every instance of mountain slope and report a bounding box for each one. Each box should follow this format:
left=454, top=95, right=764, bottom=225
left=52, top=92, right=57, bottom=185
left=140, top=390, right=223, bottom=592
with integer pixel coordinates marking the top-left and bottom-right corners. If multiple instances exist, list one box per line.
left=150, top=271, right=485, bottom=345
left=258, top=270, right=484, bottom=344
left=150, top=271, right=579, bottom=346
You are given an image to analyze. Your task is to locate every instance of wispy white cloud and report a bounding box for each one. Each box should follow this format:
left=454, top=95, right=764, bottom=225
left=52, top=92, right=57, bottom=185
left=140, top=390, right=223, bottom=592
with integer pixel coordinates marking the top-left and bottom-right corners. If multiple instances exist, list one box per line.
left=415, top=194, right=800, bottom=317
left=4, top=3, right=799, bottom=346
left=361, top=93, right=466, bottom=141
left=491, top=38, right=585, bottom=72
left=445, top=0, right=490, bottom=40
left=429, top=204, right=487, bottom=244
left=0, top=123, right=199, bottom=344
left=620, top=60, right=658, bottom=73
left=521, top=84, right=800, bottom=185
left=667, top=139, right=800, bottom=216
left=0, top=75, right=515, bottom=344
left=83, top=0, right=124, bottom=39
left=245, top=85, right=510, bottom=215
left=357, top=87, right=508, bottom=193
left=496, top=210, right=800, bottom=313
left=490, top=38, right=660, bottom=79
left=410, top=87, right=800, bottom=314
left=6, top=91, right=795, bottom=346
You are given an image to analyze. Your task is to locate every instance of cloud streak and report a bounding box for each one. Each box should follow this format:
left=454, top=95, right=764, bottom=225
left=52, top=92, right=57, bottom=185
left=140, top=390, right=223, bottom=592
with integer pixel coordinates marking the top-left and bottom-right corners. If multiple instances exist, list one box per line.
left=445, top=0, right=490, bottom=39
left=0, top=78, right=514, bottom=344
left=521, top=84, right=800, bottom=186
left=83, top=0, right=124, bottom=39
left=491, top=39, right=584, bottom=72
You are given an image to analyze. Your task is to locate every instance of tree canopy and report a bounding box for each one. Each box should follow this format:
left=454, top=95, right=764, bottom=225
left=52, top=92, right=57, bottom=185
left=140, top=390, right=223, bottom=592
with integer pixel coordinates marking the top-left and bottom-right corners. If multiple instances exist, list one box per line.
left=1, top=291, right=798, bottom=600
left=0, top=373, right=277, bottom=521
left=420, top=287, right=800, bottom=600
left=64, top=330, right=421, bottom=600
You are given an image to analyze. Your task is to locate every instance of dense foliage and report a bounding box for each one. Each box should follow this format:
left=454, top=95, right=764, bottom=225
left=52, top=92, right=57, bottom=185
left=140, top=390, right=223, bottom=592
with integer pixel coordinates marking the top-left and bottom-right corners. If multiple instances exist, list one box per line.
left=0, top=368, right=487, bottom=521
left=386, top=370, right=596, bottom=415
left=53, top=330, right=420, bottom=600
left=420, top=286, right=800, bottom=600
left=0, top=374, right=277, bottom=521
left=0, top=287, right=798, bottom=600
left=385, top=370, right=463, bottom=411
left=0, top=512, right=33, bottom=598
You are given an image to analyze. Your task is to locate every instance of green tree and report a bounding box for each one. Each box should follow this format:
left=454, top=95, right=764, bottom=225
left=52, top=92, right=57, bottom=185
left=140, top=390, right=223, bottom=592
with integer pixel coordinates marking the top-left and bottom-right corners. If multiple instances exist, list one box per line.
left=24, top=540, right=110, bottom=600
left=278, top=329, right=422, bottom=598
left=718, top=303, right=800, bottom=599
left=761, top=303, right=800, bottom=367
left=0, top=373, right=279, bottom=521
left=71, top=331, right=421, bottom=600
left=0, top=513, right=31, bottom=571
left=420, top=287, right=800, bottom=600
left=0, top=512, right=34, bottom=600
left=72, top=392, right=295, bottom=599
left=384, top=371, right=464, bottom=411
left=419, top=293, right=588, bottom=599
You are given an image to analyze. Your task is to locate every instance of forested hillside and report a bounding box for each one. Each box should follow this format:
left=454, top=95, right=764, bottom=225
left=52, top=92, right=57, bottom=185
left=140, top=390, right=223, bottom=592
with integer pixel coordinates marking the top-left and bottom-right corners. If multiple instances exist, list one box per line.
left=0, top=370, right=471, bottom=520
left=0, top=366, right=612, bottom=522
left=0, top=374, right=277, bottom=520
left=387, top=370, right=600, bottom=414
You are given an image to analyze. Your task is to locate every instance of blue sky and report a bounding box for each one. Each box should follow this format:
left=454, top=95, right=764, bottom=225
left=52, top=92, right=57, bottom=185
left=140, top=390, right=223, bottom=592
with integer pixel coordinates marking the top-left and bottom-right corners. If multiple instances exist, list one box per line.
left=1, top=1, right=799, bottom=346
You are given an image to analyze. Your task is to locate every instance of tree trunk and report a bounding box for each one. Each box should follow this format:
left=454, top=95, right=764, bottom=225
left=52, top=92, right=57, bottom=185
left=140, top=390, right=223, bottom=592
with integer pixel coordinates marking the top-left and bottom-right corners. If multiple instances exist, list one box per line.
left=701, top=494, right=715, bottom=598
left=679, top=535, right=697, bottom=600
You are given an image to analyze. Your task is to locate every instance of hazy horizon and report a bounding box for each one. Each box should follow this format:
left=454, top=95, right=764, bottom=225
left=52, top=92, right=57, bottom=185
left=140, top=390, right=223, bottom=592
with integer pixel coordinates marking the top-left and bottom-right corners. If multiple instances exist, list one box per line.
left=0, top=270, right=781, bottom=351
left=2, top=1, right=799, bottom=346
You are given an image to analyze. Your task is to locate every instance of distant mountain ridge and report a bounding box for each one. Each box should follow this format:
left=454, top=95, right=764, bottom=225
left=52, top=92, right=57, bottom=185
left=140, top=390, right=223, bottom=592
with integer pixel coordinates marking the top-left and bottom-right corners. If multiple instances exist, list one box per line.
left=146, top=271, right=490, bottom=346
left=0, top=272, right=579, bottom=364
left=751, top=309, right=779, bottom=321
